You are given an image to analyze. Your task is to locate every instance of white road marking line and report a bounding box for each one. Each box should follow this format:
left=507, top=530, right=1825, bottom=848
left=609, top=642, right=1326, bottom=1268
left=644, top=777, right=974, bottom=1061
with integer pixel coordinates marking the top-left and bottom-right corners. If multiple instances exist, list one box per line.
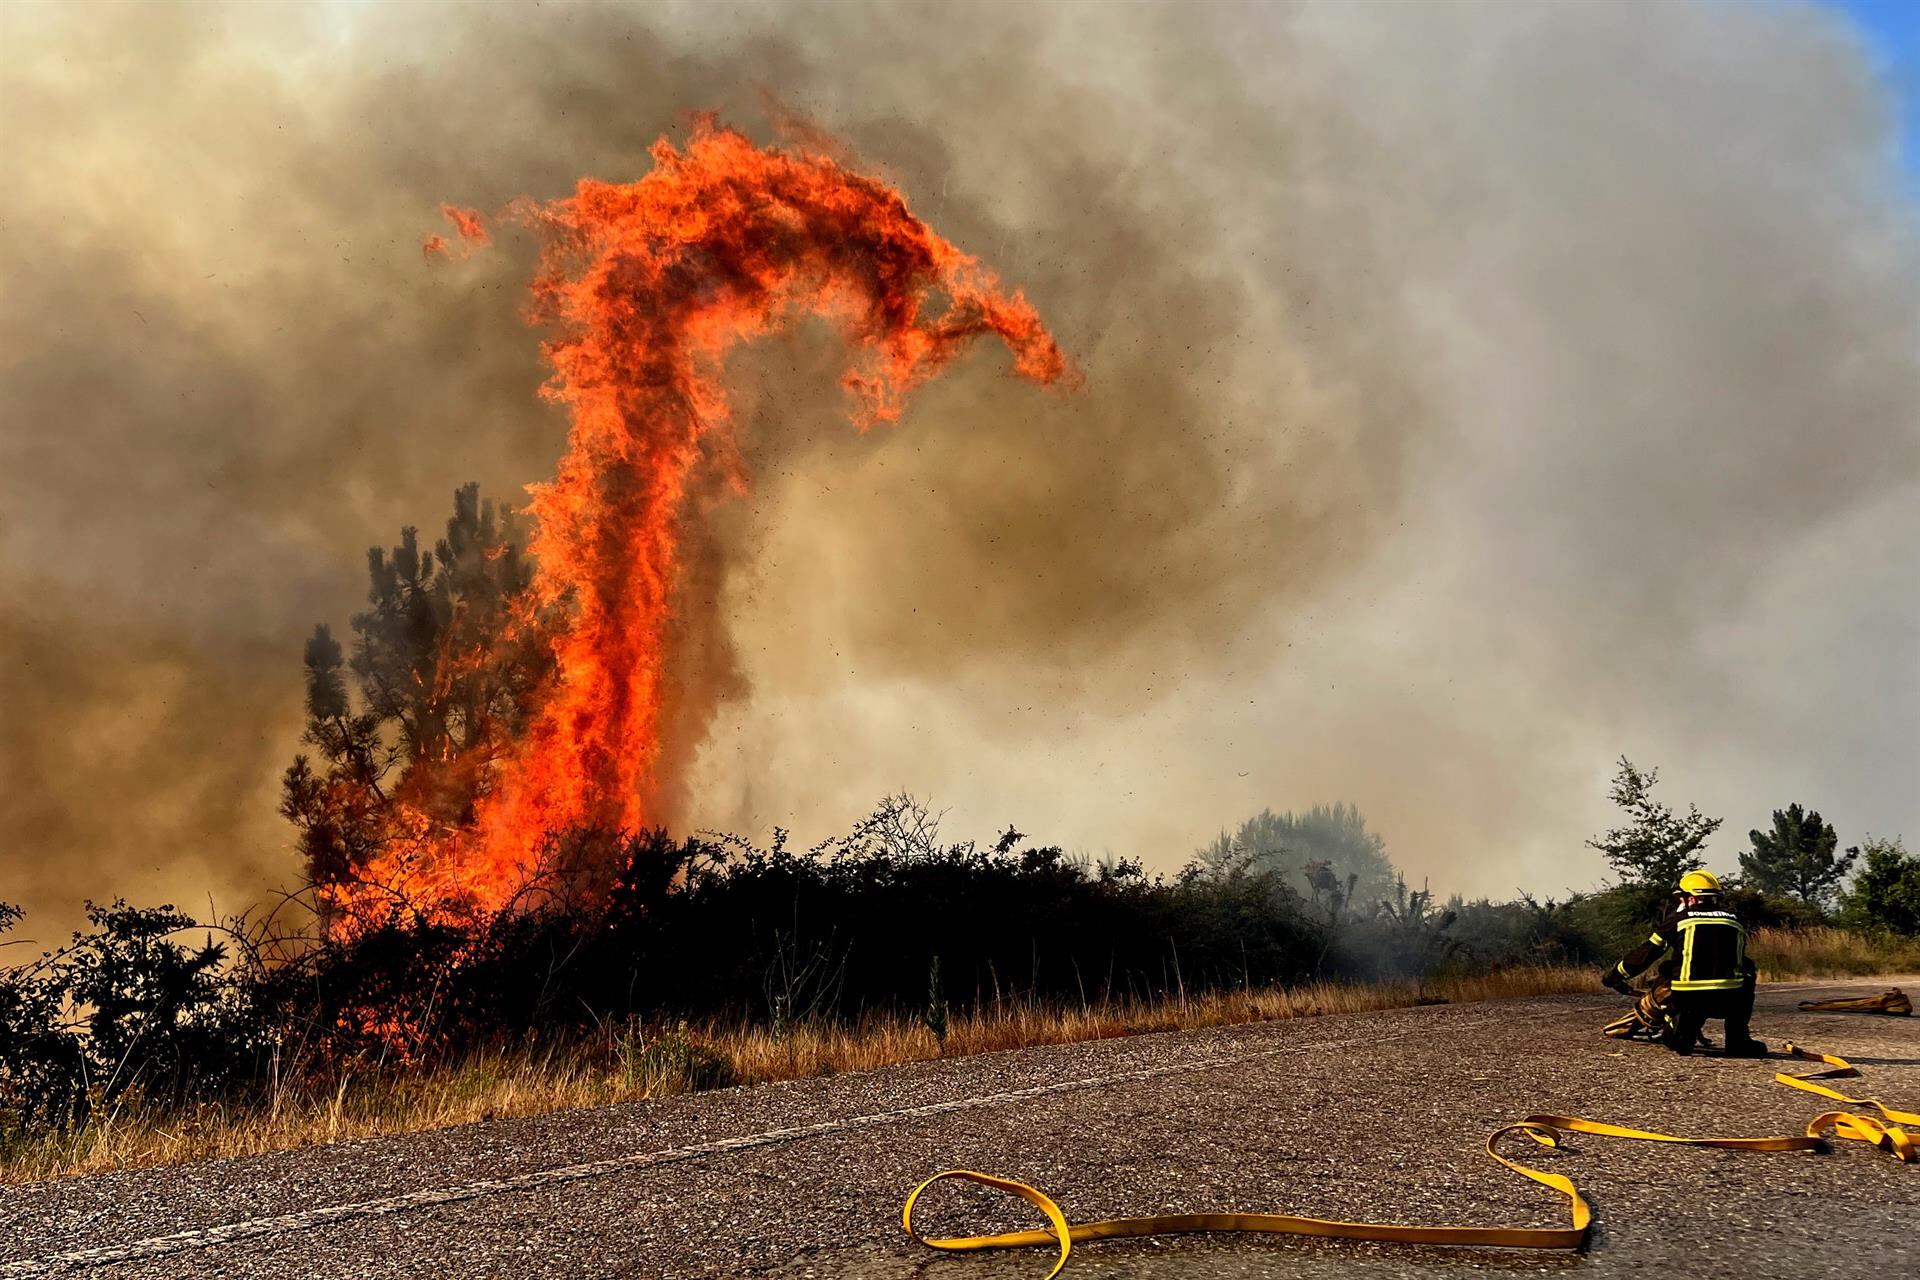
left=1, top=1001, right=1582, bottom=1276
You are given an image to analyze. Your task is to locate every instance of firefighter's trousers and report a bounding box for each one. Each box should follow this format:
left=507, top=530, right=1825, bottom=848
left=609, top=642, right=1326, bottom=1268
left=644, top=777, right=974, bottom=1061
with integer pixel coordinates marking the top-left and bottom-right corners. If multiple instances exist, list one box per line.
left=1643, top=969, right=1756, bottom=1052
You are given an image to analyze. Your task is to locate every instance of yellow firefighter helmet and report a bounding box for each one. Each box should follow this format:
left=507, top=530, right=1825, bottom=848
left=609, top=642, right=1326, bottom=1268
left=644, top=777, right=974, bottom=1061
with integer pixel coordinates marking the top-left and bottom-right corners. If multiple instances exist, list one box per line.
left=1678, top=870, right=1721, bottom=896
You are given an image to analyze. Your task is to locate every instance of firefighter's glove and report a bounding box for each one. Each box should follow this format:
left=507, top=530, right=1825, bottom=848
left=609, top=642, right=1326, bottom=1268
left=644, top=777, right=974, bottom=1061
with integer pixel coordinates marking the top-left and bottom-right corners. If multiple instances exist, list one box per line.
left=1601, top=970, right=1632, bottom=996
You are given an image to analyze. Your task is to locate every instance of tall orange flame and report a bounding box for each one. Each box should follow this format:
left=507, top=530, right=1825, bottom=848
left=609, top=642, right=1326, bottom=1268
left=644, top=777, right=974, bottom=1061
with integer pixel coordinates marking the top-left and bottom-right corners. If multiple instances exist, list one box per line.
left=356, top=119, right=1067, bottom=919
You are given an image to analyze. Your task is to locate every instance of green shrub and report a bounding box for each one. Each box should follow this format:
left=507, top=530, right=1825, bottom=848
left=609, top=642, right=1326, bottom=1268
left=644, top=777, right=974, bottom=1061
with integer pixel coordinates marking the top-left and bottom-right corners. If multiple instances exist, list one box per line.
left=1840, top=837, right=1920, bottom=936
left=1719, top=886, right=1827, bottom=931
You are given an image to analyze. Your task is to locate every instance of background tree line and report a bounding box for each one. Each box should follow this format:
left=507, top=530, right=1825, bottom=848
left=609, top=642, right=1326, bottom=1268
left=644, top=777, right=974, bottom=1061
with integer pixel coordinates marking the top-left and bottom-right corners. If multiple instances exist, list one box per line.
left=9, top=768, right=1916, bottom=1142
left=7, top=488, right=1920, bottom=1143
left=1585, top=755, right=1917, bottom=933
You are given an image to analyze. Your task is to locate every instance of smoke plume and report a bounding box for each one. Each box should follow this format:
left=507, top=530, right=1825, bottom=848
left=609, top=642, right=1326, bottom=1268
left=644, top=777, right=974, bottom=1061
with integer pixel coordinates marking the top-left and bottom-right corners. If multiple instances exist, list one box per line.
left=1, top=0, right=1916, bottom=933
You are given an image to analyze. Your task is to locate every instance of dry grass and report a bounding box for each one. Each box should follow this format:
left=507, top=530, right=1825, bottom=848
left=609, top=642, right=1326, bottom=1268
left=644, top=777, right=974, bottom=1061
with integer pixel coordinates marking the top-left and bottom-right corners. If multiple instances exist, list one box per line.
left=715, top=965, right=1594, bottom=1082
left=1748, top=924, right=1920, bottom=980
left=6, top=939, right=1908, bottom=1186
left=0, top=966, right=1591, bottom=1184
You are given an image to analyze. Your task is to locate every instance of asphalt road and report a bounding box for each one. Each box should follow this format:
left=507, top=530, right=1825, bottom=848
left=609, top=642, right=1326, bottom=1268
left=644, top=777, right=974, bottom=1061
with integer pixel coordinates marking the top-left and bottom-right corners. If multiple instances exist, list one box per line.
left=2, top=979, right=1915, bottom=1279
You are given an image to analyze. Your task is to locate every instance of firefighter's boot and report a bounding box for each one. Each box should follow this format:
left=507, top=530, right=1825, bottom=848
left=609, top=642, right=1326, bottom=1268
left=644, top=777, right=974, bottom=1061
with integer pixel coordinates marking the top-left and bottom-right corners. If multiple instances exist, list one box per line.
left=1662, top=994, right=1709, bottom=1055
left=1721, top=970, right=1765, bottom=1057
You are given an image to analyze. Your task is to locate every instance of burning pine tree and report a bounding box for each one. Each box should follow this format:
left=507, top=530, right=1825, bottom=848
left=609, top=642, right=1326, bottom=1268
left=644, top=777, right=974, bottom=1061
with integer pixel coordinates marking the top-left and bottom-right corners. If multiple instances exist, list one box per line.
left=281, top=484, right=555, bottom=918
left=285, top=119, right=1068, bottom=929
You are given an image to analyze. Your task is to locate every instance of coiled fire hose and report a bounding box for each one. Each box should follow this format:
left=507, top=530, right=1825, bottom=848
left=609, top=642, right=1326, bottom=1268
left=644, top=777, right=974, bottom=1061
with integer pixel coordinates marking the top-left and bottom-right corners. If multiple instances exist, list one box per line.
left=902, top=1041, right=1915, bottom=1278
left=1776, top=1042, right=1920, bottom=1162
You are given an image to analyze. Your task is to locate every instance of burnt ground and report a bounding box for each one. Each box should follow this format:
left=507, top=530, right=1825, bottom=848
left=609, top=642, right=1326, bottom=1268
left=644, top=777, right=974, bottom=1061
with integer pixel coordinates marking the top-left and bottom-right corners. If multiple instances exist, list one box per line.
left=1, top=978, right=1915, bottom=1279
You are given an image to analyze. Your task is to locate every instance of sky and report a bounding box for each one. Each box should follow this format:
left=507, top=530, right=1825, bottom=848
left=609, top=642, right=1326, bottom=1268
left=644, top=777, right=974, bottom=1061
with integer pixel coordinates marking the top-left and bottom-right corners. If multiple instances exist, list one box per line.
left=1831, top=0, right=1920, bottom=165
left=2, top=0, right=1919, bottom=934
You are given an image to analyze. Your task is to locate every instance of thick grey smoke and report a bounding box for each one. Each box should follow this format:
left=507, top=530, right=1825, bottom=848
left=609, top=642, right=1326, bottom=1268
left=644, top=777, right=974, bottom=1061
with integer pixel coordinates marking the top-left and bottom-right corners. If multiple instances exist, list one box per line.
left=1, top=0, right=1915, bottom=934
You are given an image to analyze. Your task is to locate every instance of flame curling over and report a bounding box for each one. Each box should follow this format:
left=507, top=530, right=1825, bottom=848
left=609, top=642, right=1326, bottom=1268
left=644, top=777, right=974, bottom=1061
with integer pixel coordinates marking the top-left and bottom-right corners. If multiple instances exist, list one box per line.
left=349, top=119, right=1069, bottom=918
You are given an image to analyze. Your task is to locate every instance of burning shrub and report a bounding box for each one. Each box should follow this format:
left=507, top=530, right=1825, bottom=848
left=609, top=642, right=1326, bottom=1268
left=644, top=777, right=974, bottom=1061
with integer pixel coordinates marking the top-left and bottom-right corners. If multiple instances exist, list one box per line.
left=253, top=913, right=478, bottom=1067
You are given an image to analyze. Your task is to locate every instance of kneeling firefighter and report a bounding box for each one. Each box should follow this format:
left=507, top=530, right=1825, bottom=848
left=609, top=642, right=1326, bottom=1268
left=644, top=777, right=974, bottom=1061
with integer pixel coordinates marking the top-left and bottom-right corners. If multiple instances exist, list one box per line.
left=1601, top=871, right=1766, bottom=1056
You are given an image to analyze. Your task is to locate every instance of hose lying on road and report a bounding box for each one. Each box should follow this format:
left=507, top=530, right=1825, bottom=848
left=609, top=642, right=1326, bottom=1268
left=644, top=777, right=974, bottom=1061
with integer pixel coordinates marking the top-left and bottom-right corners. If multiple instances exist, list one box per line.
left=902, top=1042, right=1913, bottom=1278
left=1797, top=988, right=1911, bottom=1015
left=1777, top=1043, right=1920, bottom=1162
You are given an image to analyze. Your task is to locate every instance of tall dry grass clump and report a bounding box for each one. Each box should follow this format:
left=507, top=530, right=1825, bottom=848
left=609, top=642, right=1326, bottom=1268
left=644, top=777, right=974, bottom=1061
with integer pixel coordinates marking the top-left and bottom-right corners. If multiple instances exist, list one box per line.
left=1748, top=925, right=1920, bottom=979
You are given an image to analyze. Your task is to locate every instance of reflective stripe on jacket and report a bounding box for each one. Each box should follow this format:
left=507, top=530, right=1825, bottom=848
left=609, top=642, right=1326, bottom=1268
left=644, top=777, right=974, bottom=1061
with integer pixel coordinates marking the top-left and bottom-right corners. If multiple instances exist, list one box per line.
left=1669, top=910, right=1746, bottom=991
left=1613, top=904, right=1747, bottom=992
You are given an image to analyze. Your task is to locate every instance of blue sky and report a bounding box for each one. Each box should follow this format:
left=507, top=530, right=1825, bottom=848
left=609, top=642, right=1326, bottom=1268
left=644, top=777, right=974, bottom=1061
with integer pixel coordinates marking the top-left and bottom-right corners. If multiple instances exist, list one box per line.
left=1827, top=0, right=1920, bottom=165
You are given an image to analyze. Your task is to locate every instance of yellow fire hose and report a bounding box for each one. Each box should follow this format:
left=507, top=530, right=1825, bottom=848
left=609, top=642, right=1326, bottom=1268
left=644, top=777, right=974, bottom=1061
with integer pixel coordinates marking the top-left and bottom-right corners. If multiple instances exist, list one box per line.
left=902, top=1041, right=1914, bottom=1278
left=1776, top=1043, right=1920, bottom=1162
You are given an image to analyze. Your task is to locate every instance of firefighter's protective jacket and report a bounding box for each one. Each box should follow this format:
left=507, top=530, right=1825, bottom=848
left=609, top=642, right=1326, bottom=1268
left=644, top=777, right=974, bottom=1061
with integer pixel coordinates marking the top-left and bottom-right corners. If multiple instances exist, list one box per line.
left=1612, top=902, right=1748, bottom=992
